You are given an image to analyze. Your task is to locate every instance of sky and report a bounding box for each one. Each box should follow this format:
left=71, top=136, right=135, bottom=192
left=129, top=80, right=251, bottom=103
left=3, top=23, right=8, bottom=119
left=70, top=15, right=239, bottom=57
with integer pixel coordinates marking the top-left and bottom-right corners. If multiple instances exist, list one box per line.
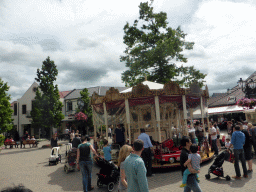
left=1, top=0, right=256, bottom=102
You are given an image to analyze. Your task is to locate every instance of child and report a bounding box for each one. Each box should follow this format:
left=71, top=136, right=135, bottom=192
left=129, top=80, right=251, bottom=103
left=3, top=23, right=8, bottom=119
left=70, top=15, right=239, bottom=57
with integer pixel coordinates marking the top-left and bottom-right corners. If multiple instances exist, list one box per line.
left=225, top=137, right=231, bottom=149
left=103, top=139, right=111, bottom=161
left=180, top=144, right=201, bottom=188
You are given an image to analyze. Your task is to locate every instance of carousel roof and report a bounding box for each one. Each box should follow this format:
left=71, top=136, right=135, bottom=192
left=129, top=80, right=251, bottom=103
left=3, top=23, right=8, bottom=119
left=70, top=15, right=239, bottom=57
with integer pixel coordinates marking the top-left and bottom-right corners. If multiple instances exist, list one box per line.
left=120, top=81, right=164, bottom=93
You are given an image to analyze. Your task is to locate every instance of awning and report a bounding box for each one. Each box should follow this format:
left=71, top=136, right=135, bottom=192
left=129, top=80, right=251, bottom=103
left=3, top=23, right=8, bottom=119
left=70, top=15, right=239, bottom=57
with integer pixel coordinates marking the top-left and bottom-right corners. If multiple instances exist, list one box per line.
left=208, top=105, right=244, bottom=115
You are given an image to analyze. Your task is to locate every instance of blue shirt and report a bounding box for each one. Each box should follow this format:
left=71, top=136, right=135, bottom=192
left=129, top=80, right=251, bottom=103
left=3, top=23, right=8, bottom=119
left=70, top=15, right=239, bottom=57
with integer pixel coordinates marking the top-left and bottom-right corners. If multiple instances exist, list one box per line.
left=124, top=153, right=149, bottom=192
left=103, top=146, right=111, bottom=161
left=138, top=133, right=153, bottom=148
left=231, top=131, right=245, bottom=149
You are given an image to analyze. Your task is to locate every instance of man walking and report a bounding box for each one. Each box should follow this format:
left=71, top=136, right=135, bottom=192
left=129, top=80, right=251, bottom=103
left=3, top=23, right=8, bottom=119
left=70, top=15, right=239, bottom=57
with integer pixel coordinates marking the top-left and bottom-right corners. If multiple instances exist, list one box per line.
left=124, top=139, right=149, bottom=192
left=138, top=128, right=154, bottom=177
left=209, top=123, right=218, bottom=155
left=228, top=125, right=248, bottom=179
left=180, top=136, right=201, bottom=192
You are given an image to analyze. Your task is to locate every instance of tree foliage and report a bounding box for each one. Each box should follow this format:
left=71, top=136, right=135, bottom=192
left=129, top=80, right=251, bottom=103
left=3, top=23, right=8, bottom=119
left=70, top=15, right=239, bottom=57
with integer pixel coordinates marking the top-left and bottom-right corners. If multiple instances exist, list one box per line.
left=120, top=0, right=206, bottom=87
left=0, top=78, right=13, bottom=134
left=31, top=57, right=64, bottom=138
left=79, top=88, right=93, bottom=132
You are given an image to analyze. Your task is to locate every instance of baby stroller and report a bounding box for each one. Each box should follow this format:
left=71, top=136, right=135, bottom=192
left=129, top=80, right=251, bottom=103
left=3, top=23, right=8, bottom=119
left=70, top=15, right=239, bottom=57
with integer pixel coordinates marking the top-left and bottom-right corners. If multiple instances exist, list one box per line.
left=96, top=157, right=119, bottom=192
left=205, top=150, right=233, bottom=181
left=64, top=144, right=78, bottom=174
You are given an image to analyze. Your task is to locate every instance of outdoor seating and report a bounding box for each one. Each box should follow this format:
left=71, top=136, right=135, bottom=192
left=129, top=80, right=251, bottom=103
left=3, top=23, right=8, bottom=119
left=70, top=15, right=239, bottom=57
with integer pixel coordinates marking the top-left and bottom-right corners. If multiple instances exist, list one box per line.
left=4, top=141, right=19, bottom=148
left=21, top=140, right=38, bottom=148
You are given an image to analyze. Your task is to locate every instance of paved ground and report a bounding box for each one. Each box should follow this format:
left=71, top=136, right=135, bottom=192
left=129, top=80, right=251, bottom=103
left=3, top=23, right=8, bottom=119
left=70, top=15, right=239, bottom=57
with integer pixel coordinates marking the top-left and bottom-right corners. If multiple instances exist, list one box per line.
left=1, top=135, right=256, bottom=192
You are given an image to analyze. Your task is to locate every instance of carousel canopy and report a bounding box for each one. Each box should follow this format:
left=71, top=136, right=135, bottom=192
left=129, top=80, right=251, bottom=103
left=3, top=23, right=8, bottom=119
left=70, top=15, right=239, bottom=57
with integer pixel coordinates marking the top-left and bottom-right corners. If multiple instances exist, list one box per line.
left=120, top=81, right=164, bottom=93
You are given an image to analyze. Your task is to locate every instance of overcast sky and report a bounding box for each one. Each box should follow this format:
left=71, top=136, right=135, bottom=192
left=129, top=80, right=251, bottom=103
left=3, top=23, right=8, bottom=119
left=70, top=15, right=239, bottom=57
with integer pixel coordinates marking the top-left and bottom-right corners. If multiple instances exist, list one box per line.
left=1, top=0, right=256, bottom=102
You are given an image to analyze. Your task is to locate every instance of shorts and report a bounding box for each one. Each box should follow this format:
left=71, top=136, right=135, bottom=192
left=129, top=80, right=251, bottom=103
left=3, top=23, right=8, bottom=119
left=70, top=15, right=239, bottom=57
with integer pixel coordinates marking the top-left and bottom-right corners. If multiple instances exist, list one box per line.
left=244, top=145, right=252, bottom=160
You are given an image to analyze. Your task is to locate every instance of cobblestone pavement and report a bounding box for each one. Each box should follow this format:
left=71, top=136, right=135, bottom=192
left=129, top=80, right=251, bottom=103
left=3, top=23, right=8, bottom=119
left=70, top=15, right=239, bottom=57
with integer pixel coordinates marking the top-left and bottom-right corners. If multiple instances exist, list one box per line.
left=1, top=138, right=256, bottom=192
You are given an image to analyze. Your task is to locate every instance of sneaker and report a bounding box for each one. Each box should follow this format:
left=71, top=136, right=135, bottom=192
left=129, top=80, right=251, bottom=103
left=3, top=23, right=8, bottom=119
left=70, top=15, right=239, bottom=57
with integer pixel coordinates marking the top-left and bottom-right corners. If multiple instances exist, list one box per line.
left=243, top=175, right=248, bottom=178
left=232, top=176, right=241, bottom=179
left=248, top=170, right=253, bottom=173
left=88, top=186, right=94, bottom=191
left=180, top=184, right=186, bottom=188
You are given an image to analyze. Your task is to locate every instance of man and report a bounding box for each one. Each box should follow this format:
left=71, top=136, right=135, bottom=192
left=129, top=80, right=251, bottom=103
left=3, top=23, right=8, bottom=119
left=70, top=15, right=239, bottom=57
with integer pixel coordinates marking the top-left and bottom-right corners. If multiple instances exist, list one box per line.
left=72, top=133, right=82, bottom=148
left=228, top=125, right=248, bottom=179
left=180, top=136, right=201, bottom=192
left=138, top=128, right=154, bottom=177
left=114, top=124, right=125, bottom=147
left=209, top=123, right=218, bottom=155
left=239, top=123, right=253, bottom=173
left=124, top=139, right=148, bottom=192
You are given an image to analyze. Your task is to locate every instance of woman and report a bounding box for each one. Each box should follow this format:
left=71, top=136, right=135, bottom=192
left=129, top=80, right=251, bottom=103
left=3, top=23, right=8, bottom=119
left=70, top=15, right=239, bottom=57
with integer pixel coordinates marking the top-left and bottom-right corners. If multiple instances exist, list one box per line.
left=50, top=134, right=58, bottom=148
left=117, top=145, right=133, bottom=192
left=77, top=135, right=98, bottom=192
left=248, top=123, right=256, bottom=158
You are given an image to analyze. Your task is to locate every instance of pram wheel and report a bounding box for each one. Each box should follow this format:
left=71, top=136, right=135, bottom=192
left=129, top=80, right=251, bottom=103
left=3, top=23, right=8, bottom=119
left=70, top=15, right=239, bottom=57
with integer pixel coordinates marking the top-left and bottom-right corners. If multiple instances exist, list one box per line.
left=107, top=182, right=114, bottom=192
left=97, top=178, right=103, bottom=188
left=64, top=165, right=69, bottom=174
left=226, top=175, right=230, bottom=181
left=205, top=174, right=210, bottom=179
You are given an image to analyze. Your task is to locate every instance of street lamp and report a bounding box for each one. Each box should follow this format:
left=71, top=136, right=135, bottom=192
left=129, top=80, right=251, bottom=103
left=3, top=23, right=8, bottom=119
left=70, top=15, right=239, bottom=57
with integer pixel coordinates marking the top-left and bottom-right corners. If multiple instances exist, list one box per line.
left=237, top=78, right=256, bottom=98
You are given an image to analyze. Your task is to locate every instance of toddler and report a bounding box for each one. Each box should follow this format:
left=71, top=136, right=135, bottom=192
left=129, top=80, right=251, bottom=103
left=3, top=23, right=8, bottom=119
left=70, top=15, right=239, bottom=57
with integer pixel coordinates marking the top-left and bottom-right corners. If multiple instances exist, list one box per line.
left=180, top=144, right=201, bottom=187
left=225, top=137, right=231, bottom=149
left=103, top=139, right=111, bottom=161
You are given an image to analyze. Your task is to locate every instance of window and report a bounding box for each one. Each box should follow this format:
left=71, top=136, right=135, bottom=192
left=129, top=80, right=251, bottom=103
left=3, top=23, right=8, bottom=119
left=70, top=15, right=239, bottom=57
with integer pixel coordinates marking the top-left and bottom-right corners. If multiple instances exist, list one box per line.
left=67, top=101, right=72, bottom=111
left=22, top=105, right=26, bottom=114
left=14, top=103, right=17, bottom=116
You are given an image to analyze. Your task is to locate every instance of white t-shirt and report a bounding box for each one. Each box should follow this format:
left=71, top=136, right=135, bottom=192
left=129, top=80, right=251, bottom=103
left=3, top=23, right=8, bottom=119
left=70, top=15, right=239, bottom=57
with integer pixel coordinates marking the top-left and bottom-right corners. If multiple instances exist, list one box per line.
left=210, top=127, right=217, bottom=140
left=108, top=128, right=112, bottom=133
left=225, top=142, right=231, bottom=148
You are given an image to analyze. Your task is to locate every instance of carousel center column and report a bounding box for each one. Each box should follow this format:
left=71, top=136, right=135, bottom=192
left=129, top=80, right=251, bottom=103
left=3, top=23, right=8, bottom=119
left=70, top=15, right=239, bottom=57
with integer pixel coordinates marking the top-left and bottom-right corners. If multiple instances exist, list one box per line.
left=125, top=98, right=131, bottom=144
left=154, top=96, right=161, bottom=143
left=103, top=102, right=108, bottom=138
left=182, top=95, right=188, bottom=136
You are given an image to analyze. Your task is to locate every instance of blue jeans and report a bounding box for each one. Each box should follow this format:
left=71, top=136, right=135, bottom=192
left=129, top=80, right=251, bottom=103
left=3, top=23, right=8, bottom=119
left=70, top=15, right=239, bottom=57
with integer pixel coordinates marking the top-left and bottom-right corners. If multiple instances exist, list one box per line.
left=182, top=169, right=198, bottom=184
left=80, top=161, right=92, bottom=192
left=234, top=149, right=247, bottom=177
left=184, top=174, right=202, bottom=192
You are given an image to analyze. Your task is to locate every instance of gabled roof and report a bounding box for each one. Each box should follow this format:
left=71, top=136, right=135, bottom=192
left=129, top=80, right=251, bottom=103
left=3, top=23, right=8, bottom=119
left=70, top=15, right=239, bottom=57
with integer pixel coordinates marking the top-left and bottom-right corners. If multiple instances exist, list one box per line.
left=209, top=86, right=245, bottom=107
left=59, top=91, right=72, bottom=98
left=65, top=86, right=128, bottom=100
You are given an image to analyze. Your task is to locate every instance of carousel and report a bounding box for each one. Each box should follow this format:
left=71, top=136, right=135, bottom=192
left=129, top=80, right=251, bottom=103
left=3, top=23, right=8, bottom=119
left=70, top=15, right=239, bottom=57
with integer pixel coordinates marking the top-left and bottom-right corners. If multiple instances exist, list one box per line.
left=91, top=80, right=214, bottom=168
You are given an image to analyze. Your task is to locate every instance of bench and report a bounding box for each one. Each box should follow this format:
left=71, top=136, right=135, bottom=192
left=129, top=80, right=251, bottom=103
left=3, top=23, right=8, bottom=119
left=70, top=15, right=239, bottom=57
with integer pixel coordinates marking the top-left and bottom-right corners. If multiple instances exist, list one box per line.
left=21, top=140, right=38, bottom=148
left=4, top=141, right=19, bottom=148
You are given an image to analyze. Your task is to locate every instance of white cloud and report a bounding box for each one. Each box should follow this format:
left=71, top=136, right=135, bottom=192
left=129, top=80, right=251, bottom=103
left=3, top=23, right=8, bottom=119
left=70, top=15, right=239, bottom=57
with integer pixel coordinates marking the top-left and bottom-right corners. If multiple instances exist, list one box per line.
left=1, top=0, right=256, bottom=102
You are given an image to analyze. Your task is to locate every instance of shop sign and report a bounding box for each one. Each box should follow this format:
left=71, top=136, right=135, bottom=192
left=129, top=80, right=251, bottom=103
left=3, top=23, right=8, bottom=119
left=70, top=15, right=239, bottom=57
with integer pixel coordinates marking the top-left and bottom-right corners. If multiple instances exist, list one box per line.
left=227, top=96, right=236, bottom=103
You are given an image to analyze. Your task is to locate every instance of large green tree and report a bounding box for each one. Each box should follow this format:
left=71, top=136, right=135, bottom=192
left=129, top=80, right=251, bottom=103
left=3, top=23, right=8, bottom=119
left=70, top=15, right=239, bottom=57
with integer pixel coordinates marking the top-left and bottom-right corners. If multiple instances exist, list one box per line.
left=0, top=78, right=13, bottom=134
left=77, top=88, right=93, bottom=132
left=120, top=0, right=206, bottom=87
left=31, top=57, right=64, bottom=138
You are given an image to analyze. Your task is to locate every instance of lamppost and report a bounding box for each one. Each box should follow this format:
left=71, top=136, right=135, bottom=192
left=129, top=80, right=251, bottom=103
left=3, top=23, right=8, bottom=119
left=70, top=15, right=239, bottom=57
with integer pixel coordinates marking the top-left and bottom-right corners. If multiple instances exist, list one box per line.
left=237, top=78, right=256, bottom=99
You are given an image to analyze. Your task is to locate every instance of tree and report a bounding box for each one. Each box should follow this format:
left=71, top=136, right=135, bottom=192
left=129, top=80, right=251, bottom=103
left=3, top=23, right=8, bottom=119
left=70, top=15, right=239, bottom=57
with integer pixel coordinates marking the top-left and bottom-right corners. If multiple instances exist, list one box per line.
left=0, top=78, right=13, bottom=134
left=31, top=57, right=64, bottom=139
left=120, top=0, right=206, bottom=87
left=77, top=88, right=93, bottom=133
